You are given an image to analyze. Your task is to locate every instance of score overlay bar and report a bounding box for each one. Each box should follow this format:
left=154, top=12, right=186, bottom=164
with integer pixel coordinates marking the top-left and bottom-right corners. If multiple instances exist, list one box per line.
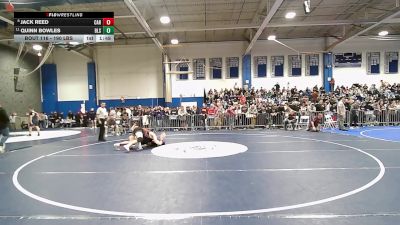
left=14, top=35, right=114, bottom=43
left=14, top=12, right=114, bottom=43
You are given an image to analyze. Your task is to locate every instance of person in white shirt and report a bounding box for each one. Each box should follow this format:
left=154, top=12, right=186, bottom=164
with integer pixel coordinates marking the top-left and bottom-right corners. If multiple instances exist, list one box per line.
left=109, top=108, right=116, bottom=118
left=96, top=102, right=108, bottom=141
left=178, top=106, right=187, bottom=129
left=9, top=112, right=17, bottom=132
left=337, top=97, right=347, bottom=131
left=125, top=107, right=132, bottom=119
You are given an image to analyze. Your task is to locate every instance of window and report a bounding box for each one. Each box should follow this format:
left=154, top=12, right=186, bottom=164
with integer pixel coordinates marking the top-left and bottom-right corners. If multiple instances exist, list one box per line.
left=254, top=56, right=267, bottom=77
left=193, top=58, right=206, bottom=79
left=271, top=56, right=284, bottom=77
left=385, top=52, right=398, bottom=74
left=226, top=57, right=239, bottom=78
left=305, top=54, right=319, bottom=76
left=209, top=57, right=222, bottom=79
left=367, top=52, right=380, bottom=74
left=177, top=59, right=189, bottom=80
left=289, top=55, right=302, bottom=76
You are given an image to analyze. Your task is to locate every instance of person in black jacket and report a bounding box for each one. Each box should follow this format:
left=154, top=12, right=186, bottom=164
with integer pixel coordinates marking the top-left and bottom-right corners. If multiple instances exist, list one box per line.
left=28, top=107, right=41, bottom=136
left=0, top=104, right=10, bottom=153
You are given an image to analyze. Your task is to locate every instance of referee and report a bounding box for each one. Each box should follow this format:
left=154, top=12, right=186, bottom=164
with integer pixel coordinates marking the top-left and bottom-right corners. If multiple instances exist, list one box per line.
left=96, top=102, right=108, bottom=142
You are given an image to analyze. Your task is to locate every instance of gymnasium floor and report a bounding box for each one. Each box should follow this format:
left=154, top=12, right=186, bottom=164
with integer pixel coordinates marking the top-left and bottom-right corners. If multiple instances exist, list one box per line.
left=1, top=127, right=400, bottom=225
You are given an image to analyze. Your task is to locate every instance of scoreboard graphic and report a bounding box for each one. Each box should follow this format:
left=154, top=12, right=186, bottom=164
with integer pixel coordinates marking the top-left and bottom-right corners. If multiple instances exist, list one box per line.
left=14, top=12, right=114, bottom=43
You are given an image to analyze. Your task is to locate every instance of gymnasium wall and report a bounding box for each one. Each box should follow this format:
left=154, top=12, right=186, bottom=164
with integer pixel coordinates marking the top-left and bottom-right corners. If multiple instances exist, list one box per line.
left=251, top=38, right=325, bottom=90
left=168, top=37, right=400, bottom=96
left=49, top=48, right=90, bottom=101
left=331, top=38, right=400, bottom=87
left=43, top=48, right=92, bottom=114
left=168, top=42, right=246, bottom=98
left=0, top=44, right=41, bottom=116
left=43, top=45, right=164, bottom=114
left=96, top=44, right=163, bottom=100
left=41, top=37, right=400, bottom=113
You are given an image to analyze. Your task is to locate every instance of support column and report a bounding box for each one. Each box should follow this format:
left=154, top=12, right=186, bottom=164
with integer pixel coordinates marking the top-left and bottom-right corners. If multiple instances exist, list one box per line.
left=87, top=62, right=97, bottom=110
left=242, top=54, right=252, bottom=89
left=164, top=54, right=172, bottom=106
left=323, top=52, right=333, bottom=92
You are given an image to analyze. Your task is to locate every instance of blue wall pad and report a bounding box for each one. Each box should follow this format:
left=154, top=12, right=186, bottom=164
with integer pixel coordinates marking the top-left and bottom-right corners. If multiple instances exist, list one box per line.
left=44, top=97, right=205, bottom=116
left=41, top=64, right=58, bottom=113
left=166, top=97, right=204, bottom=108
left=242, top=54, right=252, bottom=88
left=87, top=63, right=97, bottom=110
left=100, top=98, right=166, bottom=109
left=323, top=53, right=333, bottom=92
left=57, top=101, right=85, bottom=114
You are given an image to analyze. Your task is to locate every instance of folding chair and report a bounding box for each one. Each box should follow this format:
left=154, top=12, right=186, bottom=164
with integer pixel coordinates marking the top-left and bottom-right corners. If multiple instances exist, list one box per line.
left=324, top=114, right=338, bottom=129
left=297, top=116, right=310, bottom=129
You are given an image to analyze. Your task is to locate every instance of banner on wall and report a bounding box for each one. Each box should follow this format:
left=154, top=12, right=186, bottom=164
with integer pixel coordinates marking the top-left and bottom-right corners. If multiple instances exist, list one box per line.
left=210, top=58, right=222, bottom=68
left=176, top=59, right=190, bottom=70
left=289, top=55, right=302, bottom=76
left=305, top=54, right=319, bottom=76
left=193, top=58, right=206, bottom=79
left=209, top=57, right=223, bottom=79
left=367, top=52, right=380, bottom=74
left=384, top=52, right=398, bottom=74
left=227, top=57, right=239, bottom=67
left=254, top=56, right=267, bottom=77
left=271, top=56, right=284, bottom=76
left=334, top=52, right=362, bottom=67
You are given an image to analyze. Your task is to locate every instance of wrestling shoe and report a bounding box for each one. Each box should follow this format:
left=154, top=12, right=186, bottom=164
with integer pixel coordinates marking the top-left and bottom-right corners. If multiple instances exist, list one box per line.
left=136, top=142, right=143, bottom=150
left=123, top=144, right=130, bottom=152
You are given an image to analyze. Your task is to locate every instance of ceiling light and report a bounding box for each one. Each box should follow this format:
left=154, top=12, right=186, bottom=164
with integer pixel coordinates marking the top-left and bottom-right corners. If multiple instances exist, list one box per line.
left=37, top=52, right=42, bottom=57
left=378, top=31, right=389, bottom=36
left=69, top=42, right=80, bottom=45
left=171, top=39, right=179, bottom=45
left=160, top=16, right=171, bottom=24
left=285, top=12, right=296, bottom=19
left=32, top=44, right=42, bottom=51
left=267, top=35, right=276, bottom=41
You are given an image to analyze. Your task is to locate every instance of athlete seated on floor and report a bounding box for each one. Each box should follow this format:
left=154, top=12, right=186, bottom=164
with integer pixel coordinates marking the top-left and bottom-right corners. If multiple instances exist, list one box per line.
left=307, top=113, right=323, bottom=132
left=284, top=111, right=297, bottom=131
left=114, top=124, right=166, bottom=152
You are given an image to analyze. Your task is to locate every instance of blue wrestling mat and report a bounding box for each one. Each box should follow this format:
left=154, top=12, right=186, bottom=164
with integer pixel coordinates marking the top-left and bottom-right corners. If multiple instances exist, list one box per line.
left=323, top=126, right=400, bottom=142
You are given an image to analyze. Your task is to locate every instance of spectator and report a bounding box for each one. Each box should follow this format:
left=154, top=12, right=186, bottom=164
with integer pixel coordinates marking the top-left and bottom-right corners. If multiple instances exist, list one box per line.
left=28, top=107, right=40, bottom=136
left=38, top=112, right=46, bottom=128
left=307, top=113, right=323, bottom=132
left=9, top=112, right=17, bottom=132
left=350, top=100, right=360, bottom=127
left=0, top=103, right=10, bottom=153
left=284, top=111, right=297, bottom=131
left=337, top=97, right=347, bottom=131
left=178, top=106, right=187, bottom=130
